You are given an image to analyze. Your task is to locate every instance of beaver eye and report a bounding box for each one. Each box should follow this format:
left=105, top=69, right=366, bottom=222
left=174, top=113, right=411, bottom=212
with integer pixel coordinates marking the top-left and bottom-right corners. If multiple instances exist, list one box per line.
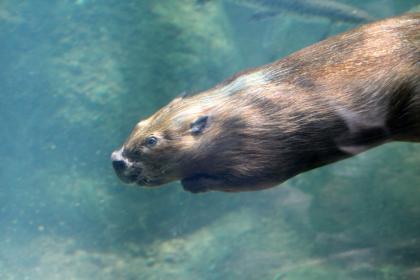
left=145, top=136, right=158, bottom=147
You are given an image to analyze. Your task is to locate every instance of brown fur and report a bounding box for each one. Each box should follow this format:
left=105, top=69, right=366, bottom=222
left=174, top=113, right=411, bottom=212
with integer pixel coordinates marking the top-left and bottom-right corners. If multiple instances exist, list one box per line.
left=112, top=13, right=420, bottom=193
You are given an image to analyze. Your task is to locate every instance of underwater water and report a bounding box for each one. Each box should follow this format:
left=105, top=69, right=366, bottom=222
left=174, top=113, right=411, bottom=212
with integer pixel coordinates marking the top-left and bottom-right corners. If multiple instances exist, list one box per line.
left=1, top=0, right=419, bottom=279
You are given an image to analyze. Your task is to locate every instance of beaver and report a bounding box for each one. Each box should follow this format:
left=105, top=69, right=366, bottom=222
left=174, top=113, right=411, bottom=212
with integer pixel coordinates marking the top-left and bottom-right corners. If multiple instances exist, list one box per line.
left=112, top=13, right=419, bottom=193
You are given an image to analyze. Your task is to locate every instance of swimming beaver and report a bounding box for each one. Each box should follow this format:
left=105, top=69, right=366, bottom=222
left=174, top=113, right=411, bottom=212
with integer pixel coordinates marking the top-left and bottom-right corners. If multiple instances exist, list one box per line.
left=112, top=13, right=419, bottom=193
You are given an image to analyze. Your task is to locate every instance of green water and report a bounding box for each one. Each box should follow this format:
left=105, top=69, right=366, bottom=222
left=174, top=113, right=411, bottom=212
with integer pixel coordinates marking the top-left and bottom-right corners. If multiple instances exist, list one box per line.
left=1, top=0, right=419, bottom=279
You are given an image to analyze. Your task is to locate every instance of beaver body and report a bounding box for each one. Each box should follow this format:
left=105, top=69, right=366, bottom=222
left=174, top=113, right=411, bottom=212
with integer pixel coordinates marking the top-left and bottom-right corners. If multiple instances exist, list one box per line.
left=112, top=13, right=420, bottom=193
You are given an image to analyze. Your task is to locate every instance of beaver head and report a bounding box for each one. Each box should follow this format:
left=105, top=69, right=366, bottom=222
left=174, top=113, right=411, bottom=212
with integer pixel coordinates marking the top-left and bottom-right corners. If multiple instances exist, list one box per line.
left=111, top=95, right=208, bottom=185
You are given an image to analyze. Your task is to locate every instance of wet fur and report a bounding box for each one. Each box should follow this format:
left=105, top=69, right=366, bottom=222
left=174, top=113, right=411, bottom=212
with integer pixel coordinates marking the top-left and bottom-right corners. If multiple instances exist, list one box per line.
left=119, top=13, right=420, bottom=193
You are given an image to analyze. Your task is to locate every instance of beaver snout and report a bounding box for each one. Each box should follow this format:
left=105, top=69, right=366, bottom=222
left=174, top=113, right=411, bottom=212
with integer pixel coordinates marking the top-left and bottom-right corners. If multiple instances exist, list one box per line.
left=111, top=148, right=140, bottom=184
left=112, top=158, right=126, bottom=173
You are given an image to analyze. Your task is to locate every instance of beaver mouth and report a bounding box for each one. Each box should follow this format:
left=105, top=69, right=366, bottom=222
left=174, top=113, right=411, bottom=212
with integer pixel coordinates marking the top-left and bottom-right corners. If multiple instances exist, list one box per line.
left=135, top=176, right=162, bottom=187
left=114, top=171, right=138, bottom=184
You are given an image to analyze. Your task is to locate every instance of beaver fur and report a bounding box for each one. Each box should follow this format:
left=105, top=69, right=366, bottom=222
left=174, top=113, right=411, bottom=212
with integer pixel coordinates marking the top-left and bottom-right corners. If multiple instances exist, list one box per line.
left=112, top=13, right=419, bottom=193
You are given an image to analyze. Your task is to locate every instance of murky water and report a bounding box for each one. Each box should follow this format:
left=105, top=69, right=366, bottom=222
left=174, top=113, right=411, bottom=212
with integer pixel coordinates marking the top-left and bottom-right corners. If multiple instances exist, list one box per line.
left=1, top=1, right=419, bottom=279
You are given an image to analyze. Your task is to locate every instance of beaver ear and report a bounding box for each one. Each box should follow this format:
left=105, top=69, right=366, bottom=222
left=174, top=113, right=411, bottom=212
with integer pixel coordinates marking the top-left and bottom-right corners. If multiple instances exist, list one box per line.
left=191, top=116, right=209, bottom=135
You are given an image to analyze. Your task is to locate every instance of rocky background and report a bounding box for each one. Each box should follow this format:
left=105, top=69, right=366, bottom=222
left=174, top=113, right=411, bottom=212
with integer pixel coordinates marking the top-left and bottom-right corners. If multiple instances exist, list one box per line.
left=0, top=0, right=419, bottom=279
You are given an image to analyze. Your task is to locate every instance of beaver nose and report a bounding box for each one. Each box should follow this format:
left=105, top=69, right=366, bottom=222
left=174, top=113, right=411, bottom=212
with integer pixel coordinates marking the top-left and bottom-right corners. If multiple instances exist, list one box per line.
left=111, top=149, right=140, bottom=184
left=112, top=158, right=127, bottom=172
left=111, top=149, right=127, bottom=172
